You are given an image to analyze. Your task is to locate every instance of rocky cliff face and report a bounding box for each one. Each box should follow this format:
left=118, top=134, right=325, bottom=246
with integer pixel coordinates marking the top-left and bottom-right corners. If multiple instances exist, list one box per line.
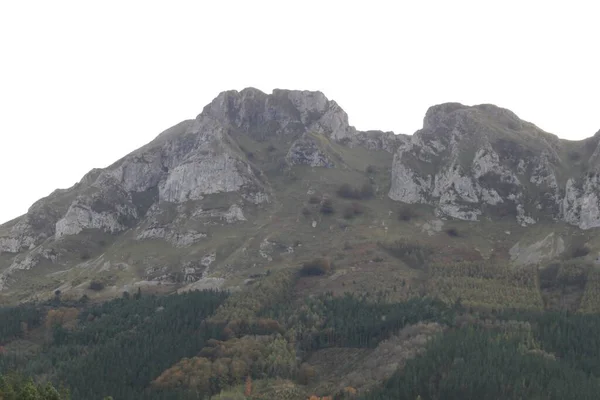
left=389, top=103, right=600, bottom=228
left=0, top=88, right=401, bottom=295
left=1, top=88, right=599, bottom=300
left=0, top=89, right=354, bottom=254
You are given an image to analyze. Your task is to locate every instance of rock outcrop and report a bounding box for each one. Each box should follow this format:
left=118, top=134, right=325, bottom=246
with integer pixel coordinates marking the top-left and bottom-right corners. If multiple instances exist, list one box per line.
left=286, top=133, right=335, bottom=167
left=389, top=103, right=600, bottom=229
left=202, top=88, right=356, bottom=140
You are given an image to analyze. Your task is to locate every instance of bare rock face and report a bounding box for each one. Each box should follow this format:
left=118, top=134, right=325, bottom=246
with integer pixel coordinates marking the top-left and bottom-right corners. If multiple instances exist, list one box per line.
left=509, top=232, right=565, bottom=266
left=203, top=88, right=357, bottom=140
left=6, top=114, right=262, bottom=250
left=562, top=175, right=600, bottom=229
left=286, top=133, right=335, bottom=167
left=0, top=190, right=75, bottom=253
left=388, top=103, right=600, bottom=228
left=55, top=181, right=139, bottom=238
left=352, top=130, right=407, bottom=153
left=0, top=221, right=38, bottom=253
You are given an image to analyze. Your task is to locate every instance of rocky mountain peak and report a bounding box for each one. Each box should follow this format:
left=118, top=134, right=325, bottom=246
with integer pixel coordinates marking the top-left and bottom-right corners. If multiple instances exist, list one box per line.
left=390, top=102, right=600, bottom=228
left=201, top=88, right=355, bottom=141
left=426, top=102, right=523, bottom=126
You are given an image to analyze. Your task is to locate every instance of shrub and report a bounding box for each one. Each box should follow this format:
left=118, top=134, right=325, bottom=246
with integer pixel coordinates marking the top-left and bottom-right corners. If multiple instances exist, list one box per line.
left=297, top=363, right=317, bottom=385
left=445, top=228, right=460, bottom=237
left=267, top=144, right=276, bottom=152
left=378, top=240, right=432, bottom=269
left=360, top=182, right=374, bottom=198
left=302, top=207, right=311, bottom=217
left=398, top=205, right=417, bottom=221
left=342, top=206, right=354, bottom=219
left=308, top=195, right=321, bottom=204
left=88, top=280, right=105, bottom=291
left=300, top=258, right=332, bottom=276
left=337, top=183, right=355, bottom=198
left=366, top=165, right=377, bottom=174
left=343, top=202, right=365, bottom=219
left=320, top=198, right=335, bottom=214
left=336, top=183, right=374, bottom=199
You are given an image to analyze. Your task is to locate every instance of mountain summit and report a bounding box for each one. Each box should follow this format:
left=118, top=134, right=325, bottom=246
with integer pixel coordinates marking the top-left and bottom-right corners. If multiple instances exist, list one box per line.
left=1, top=88, right=599, bottom=303
left=391, top=103, right=600, bottom=228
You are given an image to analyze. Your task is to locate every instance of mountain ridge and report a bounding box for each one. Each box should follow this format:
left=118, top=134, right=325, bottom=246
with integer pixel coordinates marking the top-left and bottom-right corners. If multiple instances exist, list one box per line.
left=1, top=87, right=600, bottom=304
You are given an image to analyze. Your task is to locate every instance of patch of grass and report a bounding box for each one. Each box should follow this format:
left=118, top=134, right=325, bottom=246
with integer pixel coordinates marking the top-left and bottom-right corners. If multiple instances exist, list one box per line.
left=378, top=239, right=432, bottom=270
left=579, top=267, right=600, bottom=313
left=556, top=261, right=590, bottom=288
left=427, top=261, right=543, bottom=310
left=210, top=270, right=296, bottom=323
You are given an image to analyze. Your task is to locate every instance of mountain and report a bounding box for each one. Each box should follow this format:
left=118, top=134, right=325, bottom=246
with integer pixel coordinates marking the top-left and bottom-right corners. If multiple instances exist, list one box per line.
left=0, top=88, right=401, bottom=302
left=1, top=88, right=599, bottom=309
left=4, top=88, right=600, bottom=400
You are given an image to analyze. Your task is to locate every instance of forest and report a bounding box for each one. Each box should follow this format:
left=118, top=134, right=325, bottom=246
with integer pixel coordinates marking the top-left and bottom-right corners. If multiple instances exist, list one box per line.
left=2, top=269, right=600, bottom=399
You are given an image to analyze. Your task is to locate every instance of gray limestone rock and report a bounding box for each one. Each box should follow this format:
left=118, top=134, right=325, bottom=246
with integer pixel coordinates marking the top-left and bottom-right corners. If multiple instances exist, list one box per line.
left=286, top=133, right=335, bottom=167
left=388, top=102, right=600, bottom=228
left=509, top=233, right=565, bottom=266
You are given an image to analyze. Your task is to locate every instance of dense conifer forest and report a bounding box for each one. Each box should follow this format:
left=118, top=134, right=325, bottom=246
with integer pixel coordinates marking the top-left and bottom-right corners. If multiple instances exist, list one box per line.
left=3, top=270, right=600, bottom=399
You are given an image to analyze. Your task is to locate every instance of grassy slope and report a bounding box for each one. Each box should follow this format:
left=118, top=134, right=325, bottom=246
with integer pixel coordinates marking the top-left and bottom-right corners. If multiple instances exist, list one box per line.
left=3, top=130, right=600, bottom=314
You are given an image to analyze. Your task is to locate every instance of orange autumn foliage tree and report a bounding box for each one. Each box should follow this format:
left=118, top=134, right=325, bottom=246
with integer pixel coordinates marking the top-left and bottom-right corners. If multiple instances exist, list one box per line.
left=46, top=307, right=80, bottom=330
left=343, top=386, right=358, bottom=396
left=244, top=376, right=252, bottom=396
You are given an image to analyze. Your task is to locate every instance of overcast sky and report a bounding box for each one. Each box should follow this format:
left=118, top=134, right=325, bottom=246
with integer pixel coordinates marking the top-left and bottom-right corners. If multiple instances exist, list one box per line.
left=1, top=0, right=598, bottom=224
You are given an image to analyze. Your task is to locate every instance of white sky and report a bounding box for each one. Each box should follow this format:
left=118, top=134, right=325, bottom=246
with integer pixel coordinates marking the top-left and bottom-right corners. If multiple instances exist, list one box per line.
left=1, top=0, right=598, bottom=224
